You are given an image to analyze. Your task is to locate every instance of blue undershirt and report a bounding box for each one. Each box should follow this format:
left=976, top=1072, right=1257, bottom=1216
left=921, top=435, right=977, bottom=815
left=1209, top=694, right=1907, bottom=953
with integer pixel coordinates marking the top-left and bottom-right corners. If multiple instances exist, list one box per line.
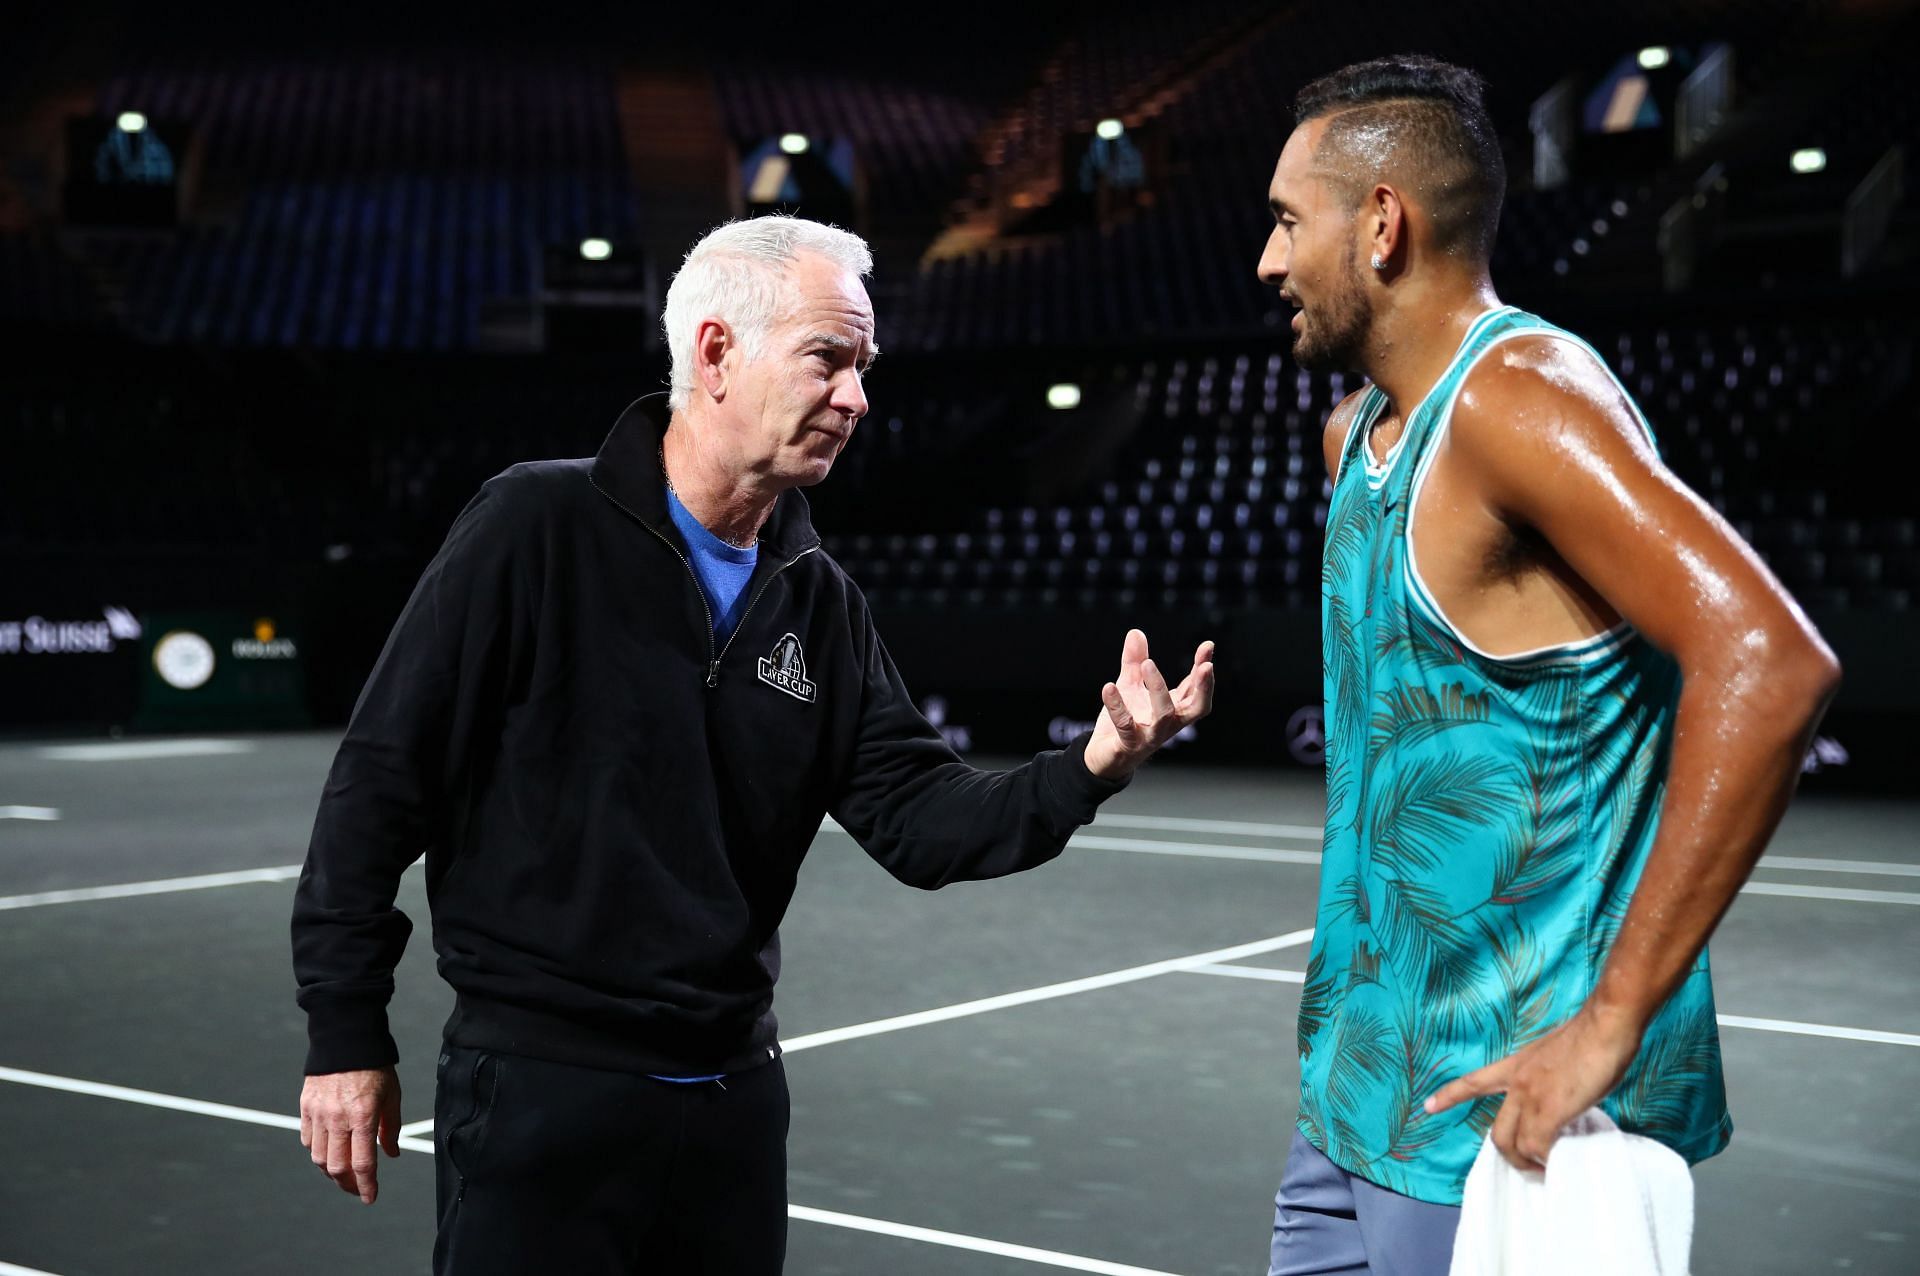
left=653, top=489, right=756, bottom=1082
left=665, top=487, right=758, bottom=642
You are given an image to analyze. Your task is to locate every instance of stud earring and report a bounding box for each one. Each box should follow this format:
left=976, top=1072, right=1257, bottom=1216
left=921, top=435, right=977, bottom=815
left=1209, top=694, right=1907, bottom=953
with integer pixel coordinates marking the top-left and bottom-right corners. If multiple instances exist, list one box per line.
left=1370, top=253, right=1385, bottom=271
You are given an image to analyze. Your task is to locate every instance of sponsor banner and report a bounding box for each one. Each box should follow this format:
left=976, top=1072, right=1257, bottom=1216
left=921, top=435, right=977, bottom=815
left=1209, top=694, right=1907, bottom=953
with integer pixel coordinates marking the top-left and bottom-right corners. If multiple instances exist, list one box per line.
left=136, top=611, right=309, bottom=729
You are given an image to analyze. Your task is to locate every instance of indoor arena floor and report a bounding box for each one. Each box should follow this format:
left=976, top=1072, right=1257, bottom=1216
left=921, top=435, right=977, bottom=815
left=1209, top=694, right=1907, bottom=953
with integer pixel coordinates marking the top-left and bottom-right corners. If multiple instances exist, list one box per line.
left=1, top=732, right=1915, bottom=1275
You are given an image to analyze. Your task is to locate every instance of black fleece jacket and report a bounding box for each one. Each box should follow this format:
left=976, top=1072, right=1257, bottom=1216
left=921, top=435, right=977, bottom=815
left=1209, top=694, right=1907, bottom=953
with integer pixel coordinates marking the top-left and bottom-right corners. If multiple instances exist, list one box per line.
left=291, top=395, right=1127, bottom=1077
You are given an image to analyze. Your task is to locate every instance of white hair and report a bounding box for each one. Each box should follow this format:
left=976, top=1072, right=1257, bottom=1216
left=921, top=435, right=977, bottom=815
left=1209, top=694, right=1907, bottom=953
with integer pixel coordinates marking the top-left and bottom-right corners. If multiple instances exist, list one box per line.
left=661, top=215, right=874, bottom=412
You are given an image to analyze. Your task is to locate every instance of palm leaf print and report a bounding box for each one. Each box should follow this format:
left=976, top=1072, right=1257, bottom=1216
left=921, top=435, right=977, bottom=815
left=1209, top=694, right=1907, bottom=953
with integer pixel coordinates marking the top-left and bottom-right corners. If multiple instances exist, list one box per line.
left=1368, top=680, right=1494, bottom=757
left=1611, top=1005, right=1720, bottom=1142
left=1297, top=1091, right=1328, bottom=1151
left=1323, top=872, right=1369, bottom=927
left=1482, top=918, right=1554, bottom=1059
left=1324, top=484, right=1380, bottom=584
left=1458, top=919, right=1556, bottom=1142
left=1323, top=1004, right=1396, bottom=1126
left=1487, top=749, right=1583, bottom=906
left=1368, top=753, right=1513, bottom=877
left=1592, top=727, right=1663, bottom=887
left=1325, top=755, right=1355, bottom=840
left=1296, top=946, right=1334, bottom=1059
left=1347, top=940, right=1384, bottom=991
left=1587, top=890, right=1632, bottom=977
left=1379, top=992, right=1459, bottom=1164
left=1374, top=875, right=1480, bottom=1029
left=1465, top=1092, right=1504, bottom=1139
left=1325, top=590, right=1371, bottom=743
left=1377, top=603, right=1474, bottom=673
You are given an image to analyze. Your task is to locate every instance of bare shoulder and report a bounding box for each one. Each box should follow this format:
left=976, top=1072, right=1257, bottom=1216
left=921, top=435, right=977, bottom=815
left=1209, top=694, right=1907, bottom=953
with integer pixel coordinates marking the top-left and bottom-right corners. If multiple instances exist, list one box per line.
left=1452, top=332, right=1651, bottom=461
left=1322, top=387, right=1373, bottom=478
left=1452, top=332, right=1688, bottom=532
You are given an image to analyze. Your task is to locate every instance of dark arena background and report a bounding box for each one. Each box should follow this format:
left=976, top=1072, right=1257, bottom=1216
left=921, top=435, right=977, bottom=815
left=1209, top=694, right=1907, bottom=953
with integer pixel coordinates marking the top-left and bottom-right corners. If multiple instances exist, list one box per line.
left=2, top=2, right=1916, bottom=1273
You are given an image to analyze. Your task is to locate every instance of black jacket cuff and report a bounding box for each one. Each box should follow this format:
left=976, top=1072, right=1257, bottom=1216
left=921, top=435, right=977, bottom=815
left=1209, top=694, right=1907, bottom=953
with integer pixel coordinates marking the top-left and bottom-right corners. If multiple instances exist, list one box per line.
left=303, top=1001, right=401, bottom=1075
left=1053, top=731, right=1130, bottom=822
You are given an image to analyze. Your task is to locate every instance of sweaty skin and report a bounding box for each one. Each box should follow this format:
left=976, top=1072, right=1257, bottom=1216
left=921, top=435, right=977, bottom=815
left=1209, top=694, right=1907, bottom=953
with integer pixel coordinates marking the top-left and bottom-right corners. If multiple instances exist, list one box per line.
left=1269, top=112, right=1841, bottom=1172
left=1415, top=337, right=1839, bottom=1165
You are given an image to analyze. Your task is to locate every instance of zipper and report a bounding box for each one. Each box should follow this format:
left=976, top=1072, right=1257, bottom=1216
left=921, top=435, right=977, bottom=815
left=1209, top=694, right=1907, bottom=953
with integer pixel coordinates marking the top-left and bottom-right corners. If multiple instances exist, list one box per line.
left=591, top=475, right=819, bottom=689
left=709, top=544, right=819, bottom=686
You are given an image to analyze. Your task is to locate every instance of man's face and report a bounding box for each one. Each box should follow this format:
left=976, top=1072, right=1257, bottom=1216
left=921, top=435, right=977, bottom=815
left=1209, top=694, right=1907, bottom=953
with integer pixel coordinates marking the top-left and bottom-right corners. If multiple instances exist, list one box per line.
left=720, top=251, right=876, bottom=489
left=1257, top=120, right=1372, bottom=372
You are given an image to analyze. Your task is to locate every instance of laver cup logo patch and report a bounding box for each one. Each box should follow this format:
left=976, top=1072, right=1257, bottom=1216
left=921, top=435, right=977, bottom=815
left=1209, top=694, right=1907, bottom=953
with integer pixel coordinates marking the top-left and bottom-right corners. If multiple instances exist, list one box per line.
left=758, top=633, right=817, bottom=703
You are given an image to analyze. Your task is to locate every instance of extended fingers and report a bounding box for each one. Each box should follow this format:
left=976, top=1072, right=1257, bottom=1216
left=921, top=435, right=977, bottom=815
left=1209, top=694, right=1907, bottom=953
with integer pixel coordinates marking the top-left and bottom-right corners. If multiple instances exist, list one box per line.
left=1426, top=1056, right=1511, bottom=1115
left=1101, top=682, right=1140, bottom=740
left=1139, top=658, right=1175, bottom=722
left=1174, top=643, right=1217, bottom=717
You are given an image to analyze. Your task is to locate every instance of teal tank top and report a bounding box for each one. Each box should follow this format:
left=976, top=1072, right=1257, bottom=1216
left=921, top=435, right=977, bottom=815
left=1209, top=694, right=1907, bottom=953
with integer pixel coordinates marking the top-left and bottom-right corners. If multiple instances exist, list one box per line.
left=1299, top=305, right=1732, bottom=1205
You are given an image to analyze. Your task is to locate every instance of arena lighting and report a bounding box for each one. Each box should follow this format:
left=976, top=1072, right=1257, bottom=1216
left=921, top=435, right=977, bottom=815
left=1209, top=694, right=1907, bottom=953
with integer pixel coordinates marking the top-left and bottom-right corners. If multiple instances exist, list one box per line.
left=1046, top=383, right=1082, bottom=410
left=1636, top=46, right=1671, bottom=71
left=116, top=111, right=147, bottom=133
left=779, top=132, right=810, bottom=155
left=1790, top=148, right=1827, bottom=174
left=1095, top=118, right=1125, bottom=141
left=578, top=237, right=612, bottom=260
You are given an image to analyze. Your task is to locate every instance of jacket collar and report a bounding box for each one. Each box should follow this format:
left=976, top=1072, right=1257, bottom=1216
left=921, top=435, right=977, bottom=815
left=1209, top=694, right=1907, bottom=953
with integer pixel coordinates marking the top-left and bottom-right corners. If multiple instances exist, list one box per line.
left=589, top=393, right=821, bottom=560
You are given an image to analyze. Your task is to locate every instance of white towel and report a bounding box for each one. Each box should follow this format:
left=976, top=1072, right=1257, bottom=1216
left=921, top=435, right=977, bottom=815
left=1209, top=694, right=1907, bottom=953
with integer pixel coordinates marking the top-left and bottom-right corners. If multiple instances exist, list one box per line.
left=1448, top=1107, right=1694, bottom=1276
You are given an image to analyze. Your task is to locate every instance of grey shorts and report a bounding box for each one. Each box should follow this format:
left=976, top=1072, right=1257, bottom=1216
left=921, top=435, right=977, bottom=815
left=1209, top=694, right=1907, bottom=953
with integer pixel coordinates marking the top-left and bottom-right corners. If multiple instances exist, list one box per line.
left=1269, top=1128, right=1463, bottom=1276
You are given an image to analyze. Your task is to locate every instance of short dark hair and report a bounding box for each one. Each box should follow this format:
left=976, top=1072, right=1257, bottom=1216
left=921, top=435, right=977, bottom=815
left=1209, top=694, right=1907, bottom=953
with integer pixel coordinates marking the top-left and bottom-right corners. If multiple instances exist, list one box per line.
left=1293, top=54, right=1506, bottom=264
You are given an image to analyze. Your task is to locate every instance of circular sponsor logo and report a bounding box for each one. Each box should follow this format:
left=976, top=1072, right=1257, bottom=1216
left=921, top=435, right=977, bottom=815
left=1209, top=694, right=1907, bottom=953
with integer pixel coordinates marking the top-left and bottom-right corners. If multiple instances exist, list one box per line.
left=1285, top=704, right=1325, bottom=765
left=153, top=630, right=216, bottom=690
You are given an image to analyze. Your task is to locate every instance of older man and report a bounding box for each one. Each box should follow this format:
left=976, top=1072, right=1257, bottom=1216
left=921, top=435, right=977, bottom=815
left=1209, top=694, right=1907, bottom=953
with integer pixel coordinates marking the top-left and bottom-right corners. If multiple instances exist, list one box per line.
left=292, top=215, right=1215, bottom=1274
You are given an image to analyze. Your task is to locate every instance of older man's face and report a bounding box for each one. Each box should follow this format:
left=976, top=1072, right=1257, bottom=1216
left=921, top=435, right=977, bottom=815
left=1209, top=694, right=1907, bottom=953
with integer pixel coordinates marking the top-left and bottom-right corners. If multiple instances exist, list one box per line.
left=726, top=250, right=876, bottom=489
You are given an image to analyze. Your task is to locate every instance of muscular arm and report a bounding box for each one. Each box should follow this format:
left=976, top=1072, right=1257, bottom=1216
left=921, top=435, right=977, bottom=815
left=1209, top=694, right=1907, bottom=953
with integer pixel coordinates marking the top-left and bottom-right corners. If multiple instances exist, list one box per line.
left=1427, top=336, right=1840, bottom=1163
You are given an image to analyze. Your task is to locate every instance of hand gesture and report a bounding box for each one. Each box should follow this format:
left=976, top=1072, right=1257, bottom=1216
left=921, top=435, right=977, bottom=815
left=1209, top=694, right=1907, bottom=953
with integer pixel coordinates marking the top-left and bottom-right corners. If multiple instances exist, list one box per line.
left=1083, top=630, right=1216, bottom=780
left=1424, top=1005, right=1643, bottom=1169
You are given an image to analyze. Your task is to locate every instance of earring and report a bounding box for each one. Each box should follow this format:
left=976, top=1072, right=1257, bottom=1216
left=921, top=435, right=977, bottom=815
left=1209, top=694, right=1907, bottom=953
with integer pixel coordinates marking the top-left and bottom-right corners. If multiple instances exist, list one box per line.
left=1370, top=253, right=1385, bottom=271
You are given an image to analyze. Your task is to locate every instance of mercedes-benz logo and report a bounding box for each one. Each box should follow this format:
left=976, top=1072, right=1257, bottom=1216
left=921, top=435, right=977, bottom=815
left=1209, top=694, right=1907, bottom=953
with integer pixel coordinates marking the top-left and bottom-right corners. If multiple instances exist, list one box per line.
left=1285, top=704, right=1325, bottom=765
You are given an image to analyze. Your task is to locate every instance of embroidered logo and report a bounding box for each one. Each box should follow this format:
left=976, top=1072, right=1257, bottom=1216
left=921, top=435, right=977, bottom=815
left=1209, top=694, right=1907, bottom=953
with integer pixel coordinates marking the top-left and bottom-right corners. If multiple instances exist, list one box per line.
left=757, top=633, right=817, bottom=703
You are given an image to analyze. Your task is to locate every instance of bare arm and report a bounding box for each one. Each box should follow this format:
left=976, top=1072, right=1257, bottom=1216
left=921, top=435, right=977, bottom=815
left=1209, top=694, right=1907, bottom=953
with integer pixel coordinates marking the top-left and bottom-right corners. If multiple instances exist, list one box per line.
left=1426, top=336, right=1840, bottom=1165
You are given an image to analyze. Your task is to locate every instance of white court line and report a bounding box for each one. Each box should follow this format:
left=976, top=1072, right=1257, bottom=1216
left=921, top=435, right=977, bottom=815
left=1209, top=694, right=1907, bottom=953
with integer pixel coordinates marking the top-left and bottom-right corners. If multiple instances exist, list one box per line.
left=0, top=1260, right=66, bottom=1275
left=5, top=829, right=1911, bottom=916
left=0, top=1064, right=435, bottom=1154
left=1092, top=813, right=1324, bottom=841
left=399, top=1117, right=437, bottom=1138
left=1717, top=1015, right=1920, bottom=1048
left=1181, top=963, right=1306, bottom=984
left=1181, top=966, right=1920, bottom=1050
left=1084, top=839, right=1920, bottom=887
left=1738, top=881, right=1920, bottom=906
left=0, top=858, right=428, bottom=912
left=781, top=929, right=1317, bottom=1054
left=1070, top=834, right=1321, bottom=866
left=0, top=866, right=302, bottom=911
left=788, top=1205, right=1183, bottom=1276
left=0, top=1059, right=1182, bottom=1276
left=33, top=739, right=257, bottom=762
left=0, top=806, right=61, bottom=821
left=0, top=1064, right=303, bottom=1132
left=1757, top=855, right=1920, bottom=879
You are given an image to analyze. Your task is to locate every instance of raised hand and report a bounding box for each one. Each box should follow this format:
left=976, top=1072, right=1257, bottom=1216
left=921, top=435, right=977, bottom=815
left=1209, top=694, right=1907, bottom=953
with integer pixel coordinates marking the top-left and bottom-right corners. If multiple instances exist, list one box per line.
left=1083, top=630, right=1216, bottom=780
